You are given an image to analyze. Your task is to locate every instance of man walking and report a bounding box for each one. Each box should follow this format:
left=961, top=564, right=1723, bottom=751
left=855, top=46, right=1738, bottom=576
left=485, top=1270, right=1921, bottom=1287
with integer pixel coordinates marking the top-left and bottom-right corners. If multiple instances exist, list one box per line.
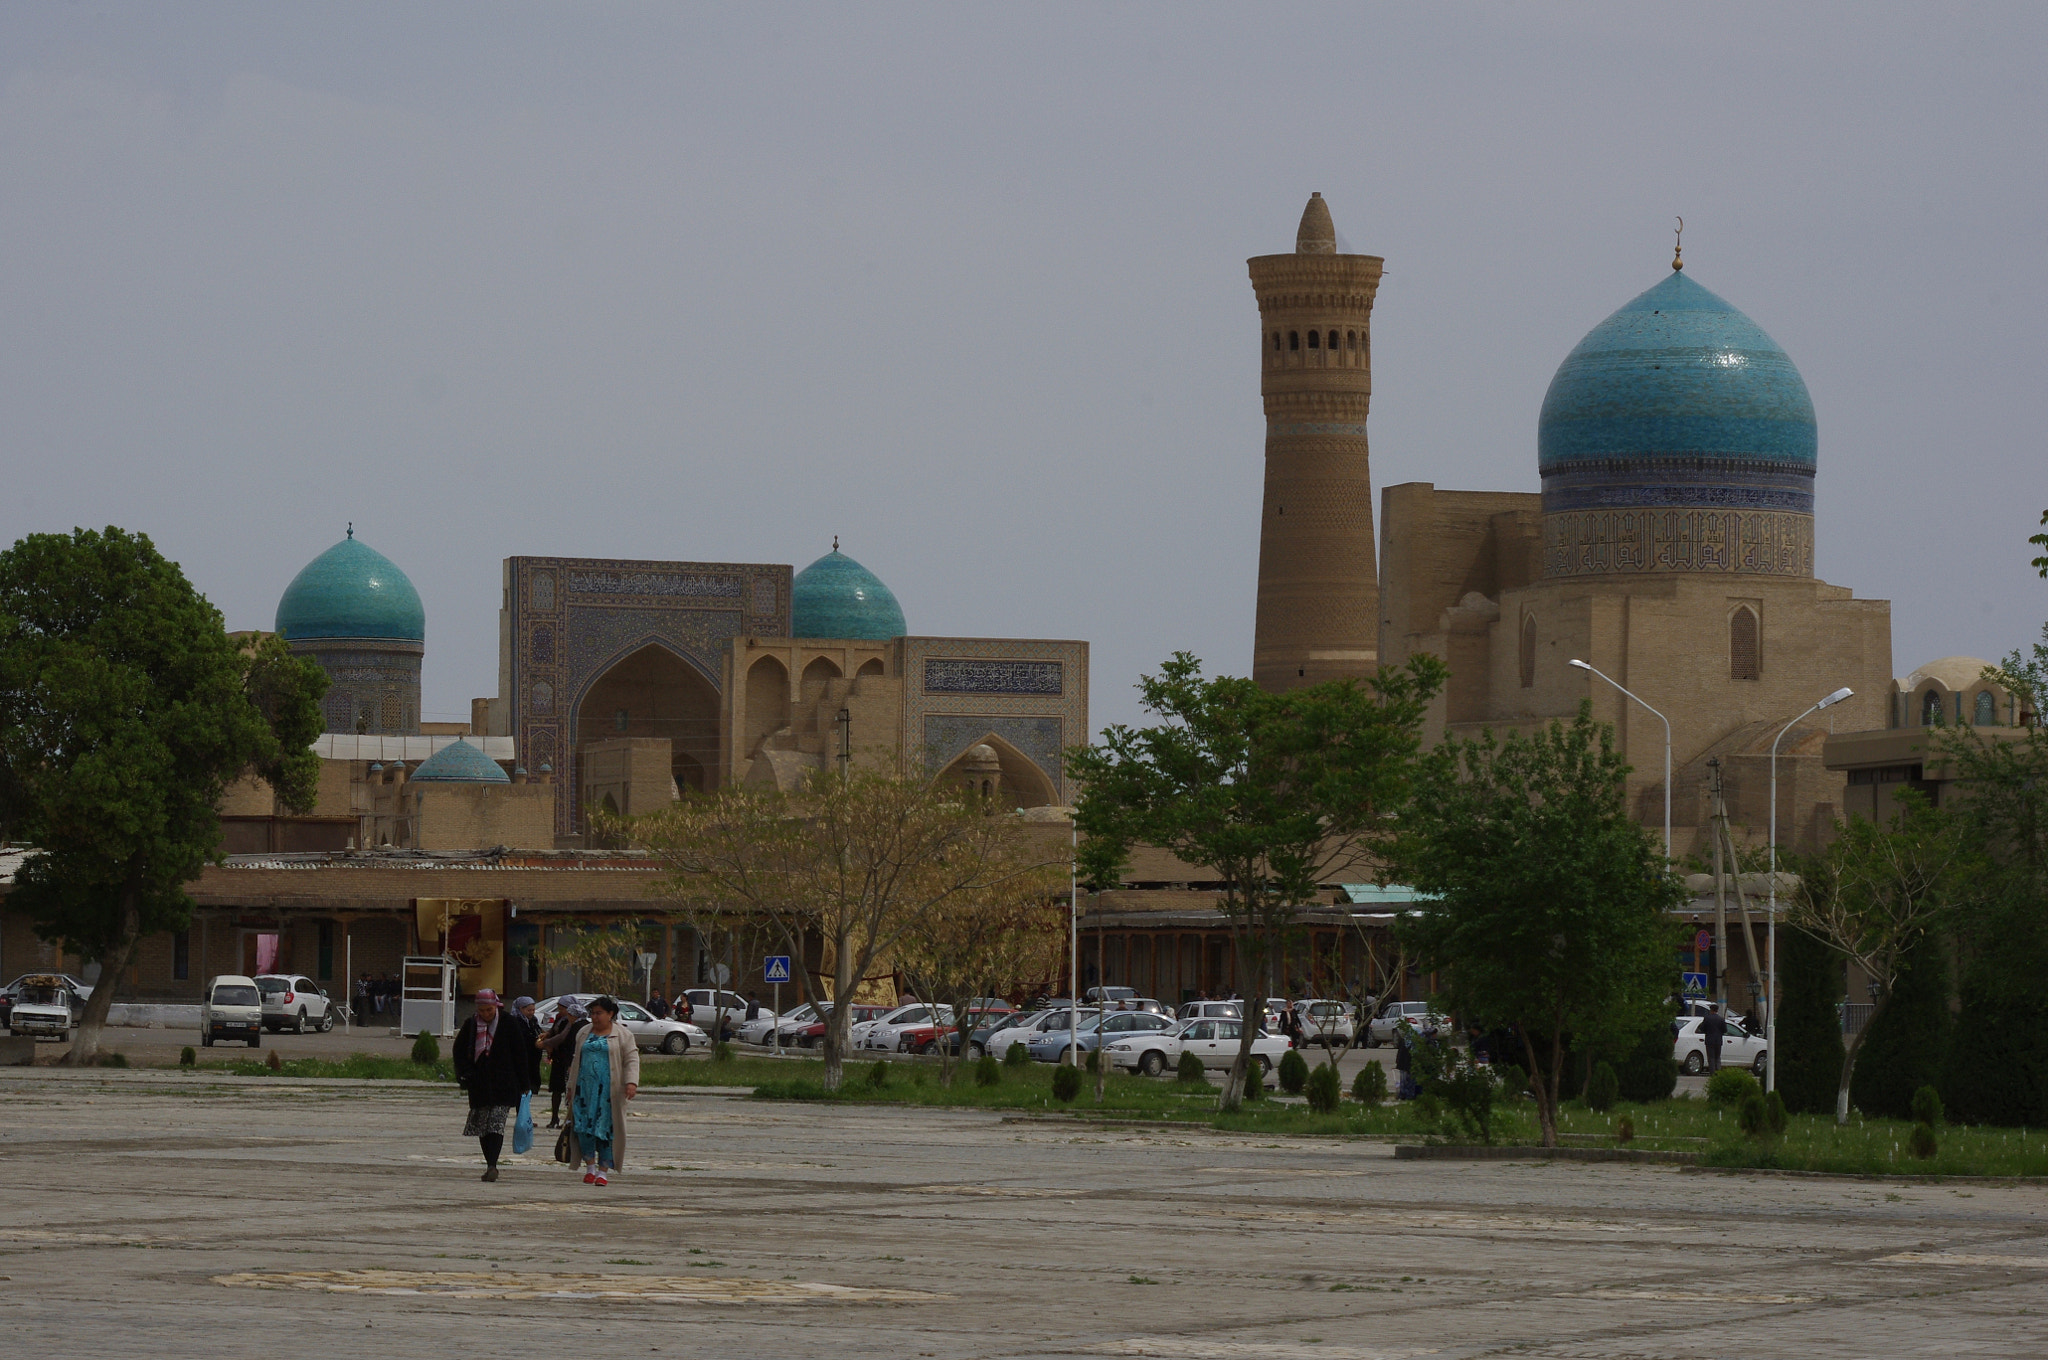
left=1701, top=1005, right=1728, bottom=1074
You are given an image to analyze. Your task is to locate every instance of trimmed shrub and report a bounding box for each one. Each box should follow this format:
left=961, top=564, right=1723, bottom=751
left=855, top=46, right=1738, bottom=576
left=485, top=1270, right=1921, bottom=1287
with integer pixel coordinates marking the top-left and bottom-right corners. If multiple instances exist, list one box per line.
left=1776, top=923, right=1847, bottom=1115
left=1944, top=990, right=2048, bottom=1127
left=1737, top=1089, right=1768, bottom=1137
left=1615, top=1114, right=1635, bottom=1142
left=1706, top=1068, right=1762, bottom=1109
left=973, top=1055, right=1001, bottom=1087
left=265, top=1049, right=282, bottom=1072
left=99, top=1051, right=130, bottom=1068
left=1613, top=1022, right=1679, bottom=1103
left=178, top=1046, right=196, bottom=1067
left=1585, top=1061, right=1620, bottom=1113
left=1051, top=1064, right=1082, bottom=1103
left=1085, top=1048, right=1100, bottom=1074
left=1241, top=1065, right=1265, bottom=1101
left=1908, top=1122, right=1939, bottom=1159
left=867, top=1059, right=890, bottom=1087
left=1851, top=938, right=1951, bottom=1120
left=1497, top=1064, right=1529, bottom=1101
left=1910, top=1084, right=1944, bottom=1128
left=1278, top=1049, right=1309, bottom=1095
left=1305, top=1062, right=1342, bottom=1114
left=1351, top=1061, right=1387, bottom=1104
left=1003, top=1041, right=1031, bottom=1068
left=1764, top=1089, right=1787, bottom=1136
left=713, top=1040, right=735, bottom=1064
left=409, top=1031, right=439, bottom=1065
left=1176, top=1050, right=1206, bottom=1084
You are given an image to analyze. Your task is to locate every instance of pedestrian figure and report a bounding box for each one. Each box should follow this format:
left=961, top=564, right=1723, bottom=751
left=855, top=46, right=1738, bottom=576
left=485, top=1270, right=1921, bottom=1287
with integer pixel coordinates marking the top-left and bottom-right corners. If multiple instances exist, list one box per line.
left=540, top=999, right=586, bottom=1128
left=649, top=990, right=669, bottom=1020
left=1394, top=1022, right=1419, bottom=1100
left=353, top=972, right=371, bottom=1026
left=1701, top=1005, right=1727, bottom=1073
left=565, top=995, right=640, bottom=1186
left=452, top=988, right=539, bottom=1183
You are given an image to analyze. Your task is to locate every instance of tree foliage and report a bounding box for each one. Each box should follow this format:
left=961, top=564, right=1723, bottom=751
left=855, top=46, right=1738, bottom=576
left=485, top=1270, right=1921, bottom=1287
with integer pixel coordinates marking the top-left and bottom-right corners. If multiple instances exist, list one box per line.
left=629, top=769, right=1058, bottom=1091
left=1392, top=704, right=1683, bottom=1146
left=1066, top=651, right=1445, bottom=1109
left=0, top=528, right=326, bottom=1063
left=1773, top=916, right=1846, bottom=1116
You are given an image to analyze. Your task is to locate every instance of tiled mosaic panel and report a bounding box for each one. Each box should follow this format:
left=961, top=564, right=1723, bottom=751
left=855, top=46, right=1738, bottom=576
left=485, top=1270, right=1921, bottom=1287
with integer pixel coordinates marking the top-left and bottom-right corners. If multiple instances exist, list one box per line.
left=922, top=659, right=1064, bottom=695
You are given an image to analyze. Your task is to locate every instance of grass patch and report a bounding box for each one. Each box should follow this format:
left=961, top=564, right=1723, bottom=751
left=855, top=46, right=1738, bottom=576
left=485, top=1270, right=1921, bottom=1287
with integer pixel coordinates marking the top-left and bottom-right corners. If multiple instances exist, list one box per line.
left=182, top=1053, right=457, bottom=1082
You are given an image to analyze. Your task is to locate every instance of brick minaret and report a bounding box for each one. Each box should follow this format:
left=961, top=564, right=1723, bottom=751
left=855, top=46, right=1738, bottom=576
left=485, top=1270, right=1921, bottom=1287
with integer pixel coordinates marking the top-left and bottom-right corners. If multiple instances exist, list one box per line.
left=1248, top=193, right=1384, bottom=692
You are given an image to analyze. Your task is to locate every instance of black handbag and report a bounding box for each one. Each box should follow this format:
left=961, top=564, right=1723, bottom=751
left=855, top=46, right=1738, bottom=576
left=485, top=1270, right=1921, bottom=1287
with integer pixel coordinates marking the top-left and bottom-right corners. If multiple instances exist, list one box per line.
left=553, top=1126, right=573, bottom=1164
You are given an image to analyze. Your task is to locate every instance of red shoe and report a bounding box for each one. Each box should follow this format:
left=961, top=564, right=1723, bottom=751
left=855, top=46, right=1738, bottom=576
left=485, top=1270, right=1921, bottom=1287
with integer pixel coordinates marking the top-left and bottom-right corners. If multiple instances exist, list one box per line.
left=593, top=1171, right=609, bottom=1186
left=582, top=1169, right=596, bottom=1184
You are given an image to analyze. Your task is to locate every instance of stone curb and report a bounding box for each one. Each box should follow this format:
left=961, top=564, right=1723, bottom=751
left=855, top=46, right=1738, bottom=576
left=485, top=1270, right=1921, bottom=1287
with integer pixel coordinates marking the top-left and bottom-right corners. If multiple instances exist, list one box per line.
left=1681, top=1163, right=2048, bottom=1185
left=1393, top=1144, right=1696, bottom=1165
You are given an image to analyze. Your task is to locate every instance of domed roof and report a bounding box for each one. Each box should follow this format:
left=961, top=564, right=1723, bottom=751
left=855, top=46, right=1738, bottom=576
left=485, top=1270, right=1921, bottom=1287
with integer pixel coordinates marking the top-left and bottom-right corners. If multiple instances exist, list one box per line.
left=409, top=740, right=509, bottom=784
left=1903, top=657, right=1996, bottom=691
left=790, top=549, right=906, bottom=641
left=1538, top=271, right=1816, bottom=516
left=275, top=533, right=425, bottom=644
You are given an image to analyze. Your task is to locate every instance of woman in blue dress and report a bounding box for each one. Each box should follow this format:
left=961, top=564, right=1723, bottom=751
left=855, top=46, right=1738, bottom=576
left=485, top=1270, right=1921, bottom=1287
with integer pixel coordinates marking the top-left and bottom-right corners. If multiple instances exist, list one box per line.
left=565, top=995, right=640, bottom=1185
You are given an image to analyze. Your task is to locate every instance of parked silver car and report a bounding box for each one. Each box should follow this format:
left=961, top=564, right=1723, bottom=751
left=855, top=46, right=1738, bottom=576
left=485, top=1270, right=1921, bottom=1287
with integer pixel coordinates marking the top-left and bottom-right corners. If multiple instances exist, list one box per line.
left=1366, top=1002, right=1447, bottom=1047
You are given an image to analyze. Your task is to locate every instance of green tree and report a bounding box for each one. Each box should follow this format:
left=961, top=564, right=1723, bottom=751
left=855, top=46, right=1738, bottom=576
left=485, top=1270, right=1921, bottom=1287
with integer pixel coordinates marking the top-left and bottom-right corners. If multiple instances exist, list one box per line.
left=1392, top=704, right=1683, bottom=1147
left=1793, top=792, right=1972, bottom=1124
left=1773, top=918, right=1846, bottom=1116
left=1847, top=935, right=1952, bottom=1120
left=0, top=529, right=325, bottom=1064
left=1065, top=652, right=1445, bottom=1110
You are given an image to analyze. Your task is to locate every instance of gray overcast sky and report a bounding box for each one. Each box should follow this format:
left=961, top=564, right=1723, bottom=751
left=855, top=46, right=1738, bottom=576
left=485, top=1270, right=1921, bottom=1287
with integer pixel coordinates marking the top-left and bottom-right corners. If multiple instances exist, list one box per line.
left=3, top=4, right=2043, bottom=734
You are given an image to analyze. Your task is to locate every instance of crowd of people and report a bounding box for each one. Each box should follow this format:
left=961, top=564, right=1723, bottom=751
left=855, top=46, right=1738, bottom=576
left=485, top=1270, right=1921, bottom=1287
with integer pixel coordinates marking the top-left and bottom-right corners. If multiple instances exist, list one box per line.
left=351, top=972, right=402, bottom=1023
left=450, top=989, right=639, bottom=1187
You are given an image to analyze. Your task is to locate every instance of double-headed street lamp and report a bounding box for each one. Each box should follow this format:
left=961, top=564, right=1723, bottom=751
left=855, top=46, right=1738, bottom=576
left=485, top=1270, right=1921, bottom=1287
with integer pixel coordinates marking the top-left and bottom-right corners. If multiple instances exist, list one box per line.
left=1568, top=659, right=1671, bottom=861
left=1766, top=685, right=1854, bottom=1094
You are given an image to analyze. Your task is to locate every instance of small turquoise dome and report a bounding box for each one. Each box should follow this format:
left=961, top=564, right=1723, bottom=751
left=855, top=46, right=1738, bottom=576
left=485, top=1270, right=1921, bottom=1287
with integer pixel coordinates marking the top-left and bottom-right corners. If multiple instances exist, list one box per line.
left=275, top=534, right=425, bottom=643
left=410, top=741, right=509, bottom=783
left=1539, top=271, right=1816, bottom=516
left=790, top=549, right=906, bottom=641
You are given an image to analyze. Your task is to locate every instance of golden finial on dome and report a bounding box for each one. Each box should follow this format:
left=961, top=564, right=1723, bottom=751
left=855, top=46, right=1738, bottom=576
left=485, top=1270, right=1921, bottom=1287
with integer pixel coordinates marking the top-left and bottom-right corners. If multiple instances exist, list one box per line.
left=1673, top=216, right=1684, bottom=272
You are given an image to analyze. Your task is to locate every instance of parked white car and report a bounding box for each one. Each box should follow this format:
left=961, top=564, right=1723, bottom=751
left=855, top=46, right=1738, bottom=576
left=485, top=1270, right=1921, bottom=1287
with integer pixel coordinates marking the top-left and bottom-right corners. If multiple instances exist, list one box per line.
left=681, top=987, right=752, bottom=1035
left=1174, top=1000, right=1243, bottom=1022
left=254, top=973, right=336, bottom=1033
left=964, top=1010, right=1041, bottom=1058
left=854, top=1003, right=954, bottom=1052
left=537, top=995, right=709, bottom=1054
left=1106, top=1017, right=1288, bottom=1080
left=738, top=1003, right=813, bottom=1046
left=988, top=1008, right=1076, bottom=1060
left=1673, top=1014, right=1767, bottom=1077
left=7, top=975, right=77, bottom=1040
left=1292, top=999, right=1356, bottom=1048
left=1366, top=1002, right=1447, bottom=1047
left=201, top=974, right=264, bottom=1048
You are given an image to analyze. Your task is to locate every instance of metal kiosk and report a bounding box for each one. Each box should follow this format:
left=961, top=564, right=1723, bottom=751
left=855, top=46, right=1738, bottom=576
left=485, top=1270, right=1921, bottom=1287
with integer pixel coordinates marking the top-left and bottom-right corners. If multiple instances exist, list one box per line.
left=399, top=955, right=458, bottom=1038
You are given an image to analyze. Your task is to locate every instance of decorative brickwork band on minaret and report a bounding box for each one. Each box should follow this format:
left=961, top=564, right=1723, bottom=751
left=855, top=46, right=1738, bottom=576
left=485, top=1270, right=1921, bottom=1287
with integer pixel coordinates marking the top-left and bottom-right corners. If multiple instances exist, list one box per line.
left=1247, top=193, right=1384, bottom=692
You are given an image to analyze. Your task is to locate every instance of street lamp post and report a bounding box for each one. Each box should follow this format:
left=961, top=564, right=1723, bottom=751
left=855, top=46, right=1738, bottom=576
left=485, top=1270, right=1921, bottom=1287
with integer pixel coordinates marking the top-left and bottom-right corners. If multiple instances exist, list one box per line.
left=1068, top=818, right=1080, bottom=1068
left=1568, top=659, right=1672, bottom=861
left=1766, top=686, right=1855, bottom=1094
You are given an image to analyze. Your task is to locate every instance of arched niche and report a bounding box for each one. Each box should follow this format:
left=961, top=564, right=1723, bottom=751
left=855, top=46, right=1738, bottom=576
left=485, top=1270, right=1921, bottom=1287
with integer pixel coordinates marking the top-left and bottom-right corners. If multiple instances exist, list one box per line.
left=857, top=657, right=886, bottom=679
left=744, top=654, right=791, bottom=756
left=575, top=642, right=721, bottom=795
left=931, top=732, right=1058, bottom=811
left=801, top=655, right=842, bottom=709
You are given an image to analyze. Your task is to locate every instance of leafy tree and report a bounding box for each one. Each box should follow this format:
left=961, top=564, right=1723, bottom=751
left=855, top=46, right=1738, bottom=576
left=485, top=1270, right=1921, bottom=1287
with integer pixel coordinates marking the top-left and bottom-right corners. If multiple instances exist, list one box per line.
left=0, top=529, right=325, bottom=1064
left=1793, top=792, right=1972, bottom=1123
left=630, top=769, right=1056, bottom=1091
left=1392, top=704, right=1683, bottom=1147
left=1848, top=935, right=1952, bottom=1119
left=1065, top=652, right=1445, bottom=1110
left=2030, top=507, right=2048, bottom=580
left=1772, top=918, right=1846, bottom=1116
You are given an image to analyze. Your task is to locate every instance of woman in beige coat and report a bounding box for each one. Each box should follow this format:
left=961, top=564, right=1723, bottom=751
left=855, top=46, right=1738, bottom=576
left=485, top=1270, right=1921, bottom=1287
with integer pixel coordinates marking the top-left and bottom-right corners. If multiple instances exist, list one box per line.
left=564, top=996, right=640, bottom=1184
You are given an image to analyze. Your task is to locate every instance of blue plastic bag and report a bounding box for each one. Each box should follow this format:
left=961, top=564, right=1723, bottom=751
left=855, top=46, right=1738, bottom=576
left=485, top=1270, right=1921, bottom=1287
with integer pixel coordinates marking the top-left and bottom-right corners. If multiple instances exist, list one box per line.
left=512, top=1092, right=534, bottom=1155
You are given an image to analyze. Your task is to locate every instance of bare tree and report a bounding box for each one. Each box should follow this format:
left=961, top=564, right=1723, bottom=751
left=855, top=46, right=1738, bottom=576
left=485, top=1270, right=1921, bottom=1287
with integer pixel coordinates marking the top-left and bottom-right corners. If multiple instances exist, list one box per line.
left=1793, top=792, right=1974, bottom=1124
left=629, top=770, right=1057, bottom=1091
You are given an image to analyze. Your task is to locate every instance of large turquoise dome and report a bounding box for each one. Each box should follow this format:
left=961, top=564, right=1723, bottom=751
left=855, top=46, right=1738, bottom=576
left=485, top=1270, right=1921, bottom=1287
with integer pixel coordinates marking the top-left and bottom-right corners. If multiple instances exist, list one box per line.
left=1538, top=270, right=1816, bottom=520
left=275, top=534, right=426, bottom=643
left=790, top=549, right=906, bottom=641
left=409, top=739, right=509, bottom=784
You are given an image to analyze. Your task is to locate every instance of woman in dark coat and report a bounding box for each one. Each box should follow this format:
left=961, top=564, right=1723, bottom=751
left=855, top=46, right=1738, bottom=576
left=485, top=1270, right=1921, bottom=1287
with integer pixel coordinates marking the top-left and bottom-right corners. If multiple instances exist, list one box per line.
left=540, top=999, right=587, bottom=1128
left=452, top=989, right=539, bottom=1182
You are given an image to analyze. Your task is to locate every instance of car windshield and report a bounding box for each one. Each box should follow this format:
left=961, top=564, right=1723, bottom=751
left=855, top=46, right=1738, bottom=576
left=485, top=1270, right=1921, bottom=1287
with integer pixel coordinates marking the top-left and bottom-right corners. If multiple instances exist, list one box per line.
left=256, top=978, right=289, bottom=995
left=212, top=985, right=259, bottom=1006
left=19, top=986, right=63, bottom=1007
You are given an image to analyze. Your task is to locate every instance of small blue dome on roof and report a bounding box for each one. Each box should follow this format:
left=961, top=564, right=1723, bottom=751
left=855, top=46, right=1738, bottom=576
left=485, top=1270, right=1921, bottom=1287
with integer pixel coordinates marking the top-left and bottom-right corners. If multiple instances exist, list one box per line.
left=790, top=548, right=906, bottom=641
left=1538, top=270, right=1816, bottom=518
left=275, top=532, right=425, bottom=643
left=409, top=741, right=509, bottom=784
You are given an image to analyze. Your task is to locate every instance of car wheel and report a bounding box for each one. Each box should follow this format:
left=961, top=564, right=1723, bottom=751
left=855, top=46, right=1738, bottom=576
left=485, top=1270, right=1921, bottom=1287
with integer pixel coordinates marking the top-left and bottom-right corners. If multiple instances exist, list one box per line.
left=1253, top=1055, right=1273, bottom=1079
left=1753, top=1052, right=1768, bottom=1077
left=662, top=1032, right=686, bottom=1055
left=1139, top=1050, right=1165, bottom=1077
left=968, top=1043, right=985, bottom=1059
left=1682, top=1052, right=1704, bottom=1076
left=318, top=1009, right=334, bottom=1033
left=295, top=1009, right=308, bottom=1034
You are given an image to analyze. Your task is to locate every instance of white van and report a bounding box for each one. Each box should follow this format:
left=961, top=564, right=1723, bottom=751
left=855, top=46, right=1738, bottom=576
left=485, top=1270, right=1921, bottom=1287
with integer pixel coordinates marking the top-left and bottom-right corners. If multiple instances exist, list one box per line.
left=202, top=975, right=264, bottom=1048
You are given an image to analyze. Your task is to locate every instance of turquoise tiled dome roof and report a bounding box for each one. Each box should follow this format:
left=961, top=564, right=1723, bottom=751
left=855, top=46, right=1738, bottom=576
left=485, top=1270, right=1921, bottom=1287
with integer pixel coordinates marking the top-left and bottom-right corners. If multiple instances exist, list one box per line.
left=790, top=549, right=906, bottom=641
left=1538, top=271, right=1816, bottom=517
left=409, top=740, right=509, bottom=783
left=275, top=534, right=425, bottom=643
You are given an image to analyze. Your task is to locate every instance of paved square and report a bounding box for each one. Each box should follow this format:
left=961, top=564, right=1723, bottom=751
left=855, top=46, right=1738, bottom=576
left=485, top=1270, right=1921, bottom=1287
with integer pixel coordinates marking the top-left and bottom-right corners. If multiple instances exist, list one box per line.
left=4, top=1068, right=2047, bottom=1358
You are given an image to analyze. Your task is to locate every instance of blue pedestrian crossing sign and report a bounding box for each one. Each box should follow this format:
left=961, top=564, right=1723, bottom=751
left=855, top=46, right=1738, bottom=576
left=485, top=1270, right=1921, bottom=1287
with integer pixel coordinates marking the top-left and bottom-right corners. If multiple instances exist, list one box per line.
left=1680, top=971, right=1708, bottom=998
left=763, top=955, right=792, bottom=984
